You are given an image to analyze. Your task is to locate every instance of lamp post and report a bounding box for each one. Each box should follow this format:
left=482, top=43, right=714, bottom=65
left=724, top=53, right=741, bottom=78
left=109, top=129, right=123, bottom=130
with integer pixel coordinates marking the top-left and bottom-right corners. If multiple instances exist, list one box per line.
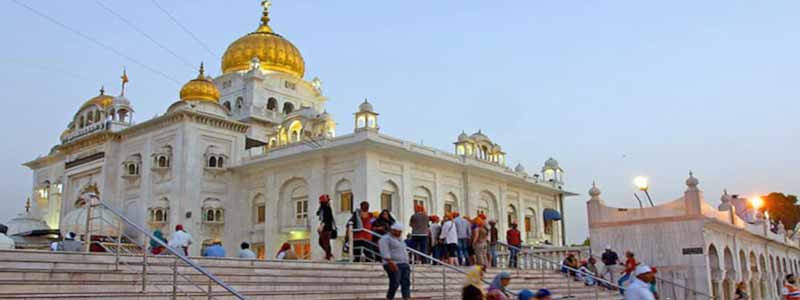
left=634, top=176, right=655, bottom=207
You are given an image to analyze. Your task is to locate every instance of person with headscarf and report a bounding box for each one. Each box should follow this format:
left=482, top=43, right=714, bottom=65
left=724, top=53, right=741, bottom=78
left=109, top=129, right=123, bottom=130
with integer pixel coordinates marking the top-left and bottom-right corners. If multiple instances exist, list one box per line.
left=57, top=232, right=83, bottom=252
left=429, top=215, right=442, bottom=262
left=487, top=272, right=513, bottom=300
left=347, top=201, right=376, bottom=262
left=168, top=224, right=192, bottom=256
left=472, top=217, right=489, bottom=267
left=533, top=289, right=552, bottom=300
left=276, top=242, right=297, bottom=260
left=440, top=213, right=459, bottom=265
left=150, top=229, right=167, bottom=255
left=409, top=204, right=430, bottom=262
left=373, top=209, right=396, bottom=241
left=462, top=266, right=485, bottom=300
left=506, top=221, right=522, bottom=268
left=315, top=194, right=336, bottom=261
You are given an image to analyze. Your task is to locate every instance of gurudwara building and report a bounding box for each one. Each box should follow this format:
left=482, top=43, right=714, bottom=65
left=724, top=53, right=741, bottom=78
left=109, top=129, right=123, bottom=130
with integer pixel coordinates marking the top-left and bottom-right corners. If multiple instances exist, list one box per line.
left=14, top=3, right=573, bottom=259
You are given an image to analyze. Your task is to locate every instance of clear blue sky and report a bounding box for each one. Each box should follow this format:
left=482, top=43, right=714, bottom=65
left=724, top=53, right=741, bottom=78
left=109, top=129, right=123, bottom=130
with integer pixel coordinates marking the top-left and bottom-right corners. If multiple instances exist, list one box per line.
left=1, top=1, right=798, bottom=244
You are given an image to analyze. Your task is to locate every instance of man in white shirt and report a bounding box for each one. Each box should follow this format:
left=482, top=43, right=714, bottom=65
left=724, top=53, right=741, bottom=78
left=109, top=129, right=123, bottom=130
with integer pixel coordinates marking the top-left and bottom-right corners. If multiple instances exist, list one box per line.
left=625, top=265, right=656, bottom=300
left=0, top=224, right=15, bottom=250
left=168, top=224, right=192, bottom=256
left=237, top=242, right=257, bottom=259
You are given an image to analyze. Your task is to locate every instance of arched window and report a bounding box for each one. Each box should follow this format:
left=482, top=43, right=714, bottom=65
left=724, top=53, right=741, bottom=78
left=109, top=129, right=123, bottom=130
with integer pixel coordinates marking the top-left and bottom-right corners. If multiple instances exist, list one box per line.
left=525, top=208, right=536, bottom=239
left=413, top=187, right=432, bottom=211
left=289, top=121, right=303, bottom=142
left=382, top=181, right=399, bottom=215
left=267, top=98, right=278, bottom=111
left=128, top=164, right=137, bottom=175
left=79, top=116, right=85, bottom=128
left=292, top=186, right=308, bottom=223
left=356, top=116, right=366, bottom=128
left=444, top=193, right=458, bottom=215
left=223, top=101, right=231, bottom=111
left=87, top=111, right=94, bottom=124
left=158, top=156, right=168, bottom=168
left=202, top=198, right=224, bottom=224
left=253, top=194, right=266, bottom=224
left=110, top=109, right=116, bottom=121
left=235, top=97, right=244, bottom=112
left=208, top=157, right=217, bottom=168
left=507, top=204, right=517, bottom=227
left=217, top=157, right=224, bottom=168
left=282, top=102, right=295, bottom=114
left=336, top=179, right=353, bottom=213
left=95, top=111, right=101, bottom=122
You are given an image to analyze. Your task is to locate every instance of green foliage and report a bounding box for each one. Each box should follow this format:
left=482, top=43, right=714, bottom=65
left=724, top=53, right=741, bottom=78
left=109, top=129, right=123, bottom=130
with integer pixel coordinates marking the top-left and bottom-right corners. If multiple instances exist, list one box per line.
left=582, top=238, right=591, bottom=246
left=762, top=193, right=800, bottom=230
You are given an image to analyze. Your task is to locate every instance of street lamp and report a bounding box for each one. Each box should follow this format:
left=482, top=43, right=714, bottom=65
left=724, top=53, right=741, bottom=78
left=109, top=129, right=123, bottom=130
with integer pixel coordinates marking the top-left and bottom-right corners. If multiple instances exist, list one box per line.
left=634, top=176, right=655, bottom=207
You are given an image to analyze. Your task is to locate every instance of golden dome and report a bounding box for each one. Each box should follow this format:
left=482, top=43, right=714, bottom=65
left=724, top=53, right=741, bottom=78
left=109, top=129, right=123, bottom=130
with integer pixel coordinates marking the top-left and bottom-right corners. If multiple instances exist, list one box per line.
left=81, top=87, right=114, bottom=110
left=221, top=3, right=305, bottom=77
left=179, top=63, right=220, bottom=102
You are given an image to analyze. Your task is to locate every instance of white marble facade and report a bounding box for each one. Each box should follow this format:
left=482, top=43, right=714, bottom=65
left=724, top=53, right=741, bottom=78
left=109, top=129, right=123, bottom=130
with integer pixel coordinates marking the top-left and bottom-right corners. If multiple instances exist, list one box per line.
left=588, top=175, right=800, bottom=300
left=19, top=3, right=573, bottom=260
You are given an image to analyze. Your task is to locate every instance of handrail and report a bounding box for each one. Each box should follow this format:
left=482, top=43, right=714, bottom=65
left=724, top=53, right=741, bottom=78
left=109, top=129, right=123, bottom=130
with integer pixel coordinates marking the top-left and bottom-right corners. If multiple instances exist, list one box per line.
left=351, top=227, right=515, bottom=297
left=90, top=200, right=249, bottom=300
left=497, top=241, right=624, bottom=291
left=585, top=253, right=715, bottom=299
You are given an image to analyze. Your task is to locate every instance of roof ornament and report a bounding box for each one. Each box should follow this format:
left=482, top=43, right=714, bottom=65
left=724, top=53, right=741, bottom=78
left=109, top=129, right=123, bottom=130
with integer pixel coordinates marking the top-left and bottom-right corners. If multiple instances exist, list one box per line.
left=99, top=86, right=106, bottom=96
left=258, top=0, right=273, bottom=32
left=120, top=68, right=129, bottom=96
left=198, top=62, right=206, bottom=78
left=25, top=197, right=31, bottom=213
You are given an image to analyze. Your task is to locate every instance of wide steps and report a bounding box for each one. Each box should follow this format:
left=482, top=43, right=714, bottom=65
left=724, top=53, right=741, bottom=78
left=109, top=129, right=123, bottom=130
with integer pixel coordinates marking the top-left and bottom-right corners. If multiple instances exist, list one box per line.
left=0, top=250, right=619, bottom=300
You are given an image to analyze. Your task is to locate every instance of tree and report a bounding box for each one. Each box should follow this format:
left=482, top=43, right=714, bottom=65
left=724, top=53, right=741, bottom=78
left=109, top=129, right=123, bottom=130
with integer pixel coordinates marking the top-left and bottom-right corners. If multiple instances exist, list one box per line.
left=761, top=193, right=800, bottom=230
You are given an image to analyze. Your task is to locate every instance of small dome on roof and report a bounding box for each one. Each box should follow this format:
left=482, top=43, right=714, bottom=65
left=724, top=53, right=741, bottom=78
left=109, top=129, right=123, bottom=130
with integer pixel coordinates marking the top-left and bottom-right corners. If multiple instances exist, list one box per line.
left=5, top=211, right=49, bottom=236
left=112, top=94, right=132, bottom=107
left=589, top=182, right=601, bottom=197
left=686, top=172, right=699, bottom=188
left=359, top=99, right=374, bottom=113
left=542, top=157, right=562, bottom=172
left=470, top=130, right=489, bottom=141
left=457, top=131, right=470, bottom=142
left=514, top=163, right=526, bottom=173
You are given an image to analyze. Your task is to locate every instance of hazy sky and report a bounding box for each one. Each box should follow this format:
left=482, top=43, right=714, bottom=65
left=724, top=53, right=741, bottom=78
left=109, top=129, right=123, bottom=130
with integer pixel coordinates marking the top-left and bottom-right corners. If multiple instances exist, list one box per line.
left=1, top=1, right=798, bottom=244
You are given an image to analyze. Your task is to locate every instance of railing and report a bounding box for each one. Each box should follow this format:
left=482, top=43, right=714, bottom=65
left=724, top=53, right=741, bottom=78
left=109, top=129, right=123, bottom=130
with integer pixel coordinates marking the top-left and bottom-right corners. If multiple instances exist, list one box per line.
left=497, top=241, right=623, bottom=300
left=83, top=199, right=249, bottom=300
left=349, top=226, right=503, bottom=299
left=579, top=252, right=715, bottom=300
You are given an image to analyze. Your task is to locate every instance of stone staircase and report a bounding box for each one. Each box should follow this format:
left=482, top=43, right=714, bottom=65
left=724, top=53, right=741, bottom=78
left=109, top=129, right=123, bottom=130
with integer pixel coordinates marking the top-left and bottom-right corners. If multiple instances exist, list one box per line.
left=0, top=250, right=621, bottom=300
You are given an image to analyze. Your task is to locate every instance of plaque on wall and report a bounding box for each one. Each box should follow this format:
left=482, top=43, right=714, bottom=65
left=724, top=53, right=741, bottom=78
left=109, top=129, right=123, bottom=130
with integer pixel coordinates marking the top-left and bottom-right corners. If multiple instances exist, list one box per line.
left=682, top=247, right=703, bottom=255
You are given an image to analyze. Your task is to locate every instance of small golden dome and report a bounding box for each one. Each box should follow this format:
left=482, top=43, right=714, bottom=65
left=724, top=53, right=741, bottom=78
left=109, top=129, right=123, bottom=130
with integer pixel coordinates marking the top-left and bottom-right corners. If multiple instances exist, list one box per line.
left=179, top=63, right=220, bottom=102
left=81, top=87, right=114, bottom=110
left=221, top=3, right=305, bottom=77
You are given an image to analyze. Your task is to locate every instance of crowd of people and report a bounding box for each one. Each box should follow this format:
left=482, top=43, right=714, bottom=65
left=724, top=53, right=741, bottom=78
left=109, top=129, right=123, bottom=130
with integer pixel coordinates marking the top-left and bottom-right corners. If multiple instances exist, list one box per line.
left=461, top=265, right=552, bottom=300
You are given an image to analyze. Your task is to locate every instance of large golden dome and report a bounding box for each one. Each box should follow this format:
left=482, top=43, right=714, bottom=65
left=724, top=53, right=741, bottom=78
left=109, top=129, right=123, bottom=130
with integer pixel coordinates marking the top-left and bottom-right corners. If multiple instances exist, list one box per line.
left=221, top=4, right=305, bottom=77
left=180, top=63, right=220, bottom=102
left=81, top=88, right=114, bottom=110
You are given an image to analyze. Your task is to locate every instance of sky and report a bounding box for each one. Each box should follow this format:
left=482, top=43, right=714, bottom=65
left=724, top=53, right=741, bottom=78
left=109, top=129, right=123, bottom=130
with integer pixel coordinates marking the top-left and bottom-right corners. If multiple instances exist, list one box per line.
left=0, top=1, right=798, bottom=244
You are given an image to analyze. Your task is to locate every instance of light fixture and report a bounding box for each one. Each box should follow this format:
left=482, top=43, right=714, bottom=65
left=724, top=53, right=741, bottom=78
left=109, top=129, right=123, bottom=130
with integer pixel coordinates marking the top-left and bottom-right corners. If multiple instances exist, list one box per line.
left=634, top=176, right=649, bottom=191
left=750, top=196, right=764, bottom=210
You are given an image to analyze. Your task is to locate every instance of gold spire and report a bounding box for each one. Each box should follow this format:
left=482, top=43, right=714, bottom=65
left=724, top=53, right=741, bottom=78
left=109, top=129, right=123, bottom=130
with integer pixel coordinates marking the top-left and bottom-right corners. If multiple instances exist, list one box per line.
left=120, top=68, right=129, bottom=96
left=257, top=0, right=273, bottom=33
left=25, top=197, right=31, bottom=213
left=198, top=62, right=206, bottom=78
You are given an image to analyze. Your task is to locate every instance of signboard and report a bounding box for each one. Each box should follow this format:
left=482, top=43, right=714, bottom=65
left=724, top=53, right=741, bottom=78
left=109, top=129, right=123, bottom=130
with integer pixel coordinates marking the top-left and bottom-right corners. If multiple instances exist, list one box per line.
left=682, top=247, right=704, bottom=255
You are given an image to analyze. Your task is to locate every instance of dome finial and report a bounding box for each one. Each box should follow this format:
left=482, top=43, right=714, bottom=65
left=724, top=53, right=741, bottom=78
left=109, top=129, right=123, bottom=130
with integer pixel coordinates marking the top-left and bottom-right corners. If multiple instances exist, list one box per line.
left=25, top=197, right=31, bottom=213
left=198, top=62, right=206, bottom=78
left=99, top=86, right=105, bottom=95
left=258, top=0, right=273, bottom=32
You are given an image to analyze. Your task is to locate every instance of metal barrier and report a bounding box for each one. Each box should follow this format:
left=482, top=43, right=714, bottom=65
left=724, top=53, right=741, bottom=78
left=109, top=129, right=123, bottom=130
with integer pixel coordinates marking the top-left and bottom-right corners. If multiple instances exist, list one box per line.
left=497, top=242, right=623, bottom=300
left=83, top=199, right=249, bottom=300
left=348, top=225, right=503, bottom=299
